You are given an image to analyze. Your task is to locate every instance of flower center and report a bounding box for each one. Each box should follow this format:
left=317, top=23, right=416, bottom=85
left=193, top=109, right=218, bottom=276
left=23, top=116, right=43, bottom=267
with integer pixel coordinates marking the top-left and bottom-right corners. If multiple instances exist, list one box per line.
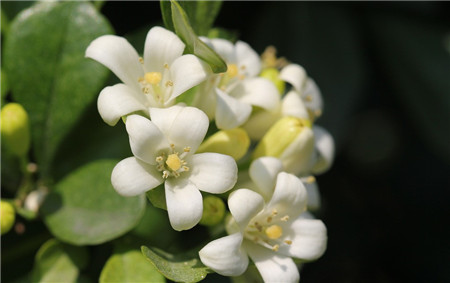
left=156, top=144, right=190, bottom=179
left=145, top=72, right=162, bottom=85
left=137, top=59, right=174, bottom=106
left=218, top=63, right=247, bottom=91
left=244, top=209, right=292, bottom=252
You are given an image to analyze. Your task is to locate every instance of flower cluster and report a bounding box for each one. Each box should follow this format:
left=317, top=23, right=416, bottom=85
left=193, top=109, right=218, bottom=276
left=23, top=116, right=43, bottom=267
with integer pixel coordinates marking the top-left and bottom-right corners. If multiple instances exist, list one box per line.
left=86, top=26, right=334, bottom=282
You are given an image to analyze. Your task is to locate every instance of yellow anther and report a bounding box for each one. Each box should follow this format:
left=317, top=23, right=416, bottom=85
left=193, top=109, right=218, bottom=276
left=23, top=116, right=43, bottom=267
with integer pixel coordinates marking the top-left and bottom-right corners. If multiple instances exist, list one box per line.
left=265, top=225, right=283, bottom=239
left=144, top=72, right=162, bottom=85
left=227, top=64, right=239, bottom=78
left=267, top=216, right=272, bottom=223
left=156, top=156, right=163, bottom=162
left=272, top=209, right=278, bottom=216
left=305, top=95, right=313, bottom=102
left=164, top=63, right=169, bottom=69
left=280, top=215, right=289, bottom=222
left=165, top=80, right=173, bottom=87
left=306, top=176, right=316, bottom=184
left=272, top=244, right=280, bottom=252
left=184, top=147, right=191, bottom=152
left=182, top=166, right=189, bottom=172
left=166, top=154, right=182, bottom=171
left=284, top=240, right=292, bottom=245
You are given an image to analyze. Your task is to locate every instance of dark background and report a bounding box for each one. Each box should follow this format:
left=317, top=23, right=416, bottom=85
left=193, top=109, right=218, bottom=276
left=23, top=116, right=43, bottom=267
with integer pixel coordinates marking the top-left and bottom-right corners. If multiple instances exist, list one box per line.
left=3, top=2, right=450, bottom=282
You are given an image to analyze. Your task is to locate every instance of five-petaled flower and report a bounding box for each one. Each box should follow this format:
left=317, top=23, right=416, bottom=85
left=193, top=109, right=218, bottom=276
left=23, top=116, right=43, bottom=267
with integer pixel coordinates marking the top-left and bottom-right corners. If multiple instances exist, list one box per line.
left=86, top=26, right=210, bottom=126
left=199, top=160, right=327, bottom=282
left=111, top=105, right=238, bottom=231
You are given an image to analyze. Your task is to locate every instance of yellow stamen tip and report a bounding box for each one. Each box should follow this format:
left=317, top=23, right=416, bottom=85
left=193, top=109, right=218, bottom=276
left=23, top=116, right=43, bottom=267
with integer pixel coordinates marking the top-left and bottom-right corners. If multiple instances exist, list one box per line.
left=166, top=154, right=181, bottom=171
left=144, top=72, right=162, bottom=85
left=265, top=224, right=283, bottom=239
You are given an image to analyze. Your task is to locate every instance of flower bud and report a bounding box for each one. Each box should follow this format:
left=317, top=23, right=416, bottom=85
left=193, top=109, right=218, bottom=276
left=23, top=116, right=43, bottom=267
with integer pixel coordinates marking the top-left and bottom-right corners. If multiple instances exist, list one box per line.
left=1, top=200, right=15, bottom=235
left=253, top=116, right=315, bottom=175
left=197, top=128, right=250, bottom=161
left=260, top=68, right=285, bottom=94
left=200, top=196, right=226, bottom=226
left=1, top=103, right=30, bottom=157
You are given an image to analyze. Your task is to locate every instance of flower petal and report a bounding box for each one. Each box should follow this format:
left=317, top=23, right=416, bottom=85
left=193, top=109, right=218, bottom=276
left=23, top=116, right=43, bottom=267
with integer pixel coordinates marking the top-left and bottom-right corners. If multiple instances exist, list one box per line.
left=111, top=157, right=163, bottom=196
left=302, top=78, right=323, bottom=116
left=244, top=241, right=300, bottom=283
left=281, top=90, right=309, bottom=120
left=230, top=78, right=279, bottom=111
left=97, top=84, right=147, bottom=126
left=143, top=26, right=185, bottom=72
left=125, top=115, right=169, bottom=164
left=279, top=218, right=327, bottom=261
left=188, top=153, right=237, bottom=194
left=208, top=38, right=235, bottom=63
left=165, top=178, right=203, bottom=231
left=265, top=172, right=308, bottom=220
left=279, top=63, right=306, bottom=92
left=243, top=108, right=280, bottom=140
left=228, top=189, right=265, bottom=230
left=86, top=35, right=142, bottom=90
left=301, top=178, right=321, bottom=211
left=199, top=233, right=248, bottom=276
left=279, top=126, right=315, bottom=175
left=168, top=54, right=210, bottom=102
left=311, top=125, right=335, bottom=175
left=215, top=88, right=252, bottom=130
left=235, top=41, right=261, bottom=77
left=249, top=157, right=284, bottom=201
left=150, top=105, right=209, bottom=153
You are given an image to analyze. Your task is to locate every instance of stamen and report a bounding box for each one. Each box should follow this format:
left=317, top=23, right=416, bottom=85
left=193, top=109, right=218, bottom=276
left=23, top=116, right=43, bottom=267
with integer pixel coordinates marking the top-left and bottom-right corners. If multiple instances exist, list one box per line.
left=165, top=80, right=173, bottom=87
left=272, top=244, right=279, bottom=252
left=267, top=216, right=272, bottom=223
left=306, top=176, right=316, bottom=184
left=184, top=147, right=191, bottom=152
left=139, top=57, right=144, bottom=64
left=182, top=166, right=189, bottom=172
left=156, top=156, right=163, bottom=163
left=284, top=240, right=292, bottom=245
left=280, top=215, right=289, bottom=222
left=272, top=209, right=278, bottom=216
left=162, top=171, right=170, bottom=179
left=164, top=63, right=169, bottom=69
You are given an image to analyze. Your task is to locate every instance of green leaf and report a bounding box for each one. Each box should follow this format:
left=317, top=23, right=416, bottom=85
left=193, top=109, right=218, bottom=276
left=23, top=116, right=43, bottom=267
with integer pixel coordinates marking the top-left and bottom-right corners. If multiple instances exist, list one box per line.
left=160, top=0, right=174, bottom=32
left=41, top=159, right=146, bottom=245
left=4, top=2, right=112, bottom=178
left=100, top=246, right=165, bottom=283
left=1, top=70, right=8, bottom=104
left=31, top=239, right=88, bottom=283
left=171, top=0, right=227, bottom=73
left=146, top=184, right=167, bottom=210
left=141, top=246, right=211, bottom=283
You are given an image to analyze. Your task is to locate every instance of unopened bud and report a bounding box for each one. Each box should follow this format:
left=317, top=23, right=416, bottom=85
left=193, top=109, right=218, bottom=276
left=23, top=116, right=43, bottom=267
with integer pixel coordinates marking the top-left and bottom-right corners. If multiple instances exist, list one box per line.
left=260, top=68, right=285, bottom=94
left=1, top=200, right=15, bottom=235
left=253, top=116, right=315, bottom=175
left=197, top=128, right=250, bottom=161
left=24, top=188, right=48, bottom=213
left=1, top=103, right=30, bottom=157
left=200, top=196, right=225, bottom=226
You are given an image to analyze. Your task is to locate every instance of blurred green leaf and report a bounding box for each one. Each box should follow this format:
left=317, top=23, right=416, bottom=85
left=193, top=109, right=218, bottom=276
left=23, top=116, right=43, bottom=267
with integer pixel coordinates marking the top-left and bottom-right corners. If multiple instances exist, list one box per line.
left=4, top=2, right=112, bottom=178
left=31, top=239, right=88, bottom=283
left=100, top=246, right=165, bottom=283
left=1, top=70, right=8, bottom=104
left=369, top=13, right=450, bottom=162
left=141, top=246, right=211, bottom=283
left=160, top=0, right=174, bottom=32
left=146, top=185, right=167, bottom=210
left=171, top=0, right=227, bottom=73
left=41, top=159, right=146, bottom=246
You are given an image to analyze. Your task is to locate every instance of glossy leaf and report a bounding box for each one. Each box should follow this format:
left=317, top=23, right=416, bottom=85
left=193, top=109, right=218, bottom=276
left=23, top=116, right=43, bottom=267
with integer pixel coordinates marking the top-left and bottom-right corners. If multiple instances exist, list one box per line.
left=100, top=246, right=165, bottom=283
left=146, top=185, right=167, bottom=210
left=41, top=159, right=146, bottom=246
left=31, top=239, right=88, bottom=283
left=171, top=0, right=227, bottom=73
left=141, top=246, right=211, bottom=283
left=4, top=2, right=112, bottom=178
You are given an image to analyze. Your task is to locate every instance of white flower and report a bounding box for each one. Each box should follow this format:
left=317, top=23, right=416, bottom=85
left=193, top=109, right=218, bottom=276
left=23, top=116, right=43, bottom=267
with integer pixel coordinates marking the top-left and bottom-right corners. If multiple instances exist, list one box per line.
left=244, top=63, right=322, bottom=140
left=192, top=38, right=279, bottom=130
left=111, top=105, right=238, bottom=231
left=199, top=168, right=327, bottom=282
left=86, top=26, right=210, bottom=126
left=310, top=125, right=335, bottom=175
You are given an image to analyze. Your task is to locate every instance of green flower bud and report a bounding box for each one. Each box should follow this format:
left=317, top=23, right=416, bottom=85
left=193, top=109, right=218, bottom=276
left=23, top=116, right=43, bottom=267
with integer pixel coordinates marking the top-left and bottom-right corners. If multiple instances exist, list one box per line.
left=1, top=200, right=15, bottom=235
left=1, top=103, right=30, bottom=157
left=197, top=128, right=250, bottom=161
left=253, top=116, right=315, bottom=175
left=200, top=196, right=226, bottom=226
left=260, top=68, right=285, bottom=94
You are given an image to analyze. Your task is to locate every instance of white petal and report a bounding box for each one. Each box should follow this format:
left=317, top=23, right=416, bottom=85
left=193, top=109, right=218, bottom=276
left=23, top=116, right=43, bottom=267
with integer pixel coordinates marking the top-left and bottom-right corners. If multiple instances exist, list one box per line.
left=249, top=157, right=284, bottom=201
left=150, top=106, right=209, bottom=153
left=125, top=115, right=169, bottom=164
left=168, top=55, right=210, bottom=102
left=97, top=84, right=147, bottom=126
left=302, top=179, right=321, bottom=211
left=243, top=108, right=280, bottom=140
left=111, top=157, right=163, bottom=196
left=199, top=233, right=248, bottom=276
left=280, top=126, right=315, bottom=175
left=230, top=78, right=279, bottom=111
left=235, top=41, right=261, bottom=77
left=143, top=26, right=185, bottom=72
left=228, top=189, right=265, bottom=230
left=279, top=63, right=306, bottom=93
left=311, top=125, right=335, bottom=175
left=215, top=88, right=252, bottom=130
left=188, top=153, right=237, bottom=194
left=279, top=218, right=327, bottom=261
left=209, top=38, right=235, bottom=63
left=86, top=35, right=142, bottom=90
left=281, top=90, right=309, bottom=120
left=165, top=178, right=203, bottom=231
left=302, top=78, right=323, bottom=115
left=244, top=241, right=300, bottom=283
left=265, top=172, right=308, bottom=220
